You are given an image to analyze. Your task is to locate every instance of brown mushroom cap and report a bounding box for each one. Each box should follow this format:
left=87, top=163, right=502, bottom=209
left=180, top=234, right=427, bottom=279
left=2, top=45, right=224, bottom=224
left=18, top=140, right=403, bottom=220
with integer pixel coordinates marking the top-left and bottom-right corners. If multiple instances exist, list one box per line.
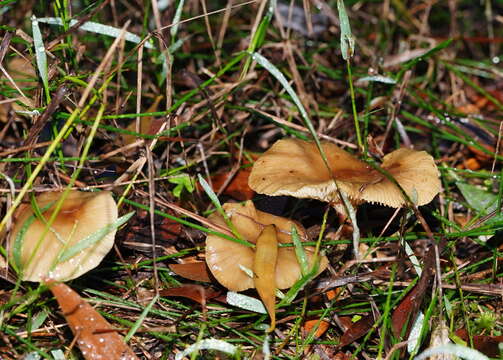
left=249, top=138, right=440, bottom=208
left=9, top=190, right=118, bottom=282
left=205, top=201, right=328, bottom=292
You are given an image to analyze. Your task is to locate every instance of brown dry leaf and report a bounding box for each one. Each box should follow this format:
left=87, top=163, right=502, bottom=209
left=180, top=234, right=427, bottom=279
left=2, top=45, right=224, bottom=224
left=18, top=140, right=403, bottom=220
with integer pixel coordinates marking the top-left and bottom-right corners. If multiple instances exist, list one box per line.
left=169, top=262, right=212, bottom=282
left=303, top=319, right=330, bottom=338
left=339, top=314, right=374, bottom=348
left=159, top=284, right=220, bottom=305
left=158, top=216, right=182, bottom=241
left=211, top=168, right=254, bottom=201
left=49, top=282, right=139, bottom=360
left=253, top=224, right=278, bottom=333
left=455, top=328, right=503, bottom=358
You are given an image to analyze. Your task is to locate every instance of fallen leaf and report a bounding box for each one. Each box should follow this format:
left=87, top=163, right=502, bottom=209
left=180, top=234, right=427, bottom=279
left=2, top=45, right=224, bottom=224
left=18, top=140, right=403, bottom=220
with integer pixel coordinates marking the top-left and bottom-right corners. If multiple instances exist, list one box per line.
left=49, top=282, right=139, bottom=360
left=303, top=319, right=330, bottom=338
left=339, top=314, right=374, bottom=348
left=253, top=224, right=278, bottom=332
left=159, top=284, right=220, bottom=305
left=169, top=262, right=212, bottom=282
left=455, top=328, right=503, bottom=358
left=210, top=168, right=254, bottom=201
left=158, top=216, right=182, bottom=241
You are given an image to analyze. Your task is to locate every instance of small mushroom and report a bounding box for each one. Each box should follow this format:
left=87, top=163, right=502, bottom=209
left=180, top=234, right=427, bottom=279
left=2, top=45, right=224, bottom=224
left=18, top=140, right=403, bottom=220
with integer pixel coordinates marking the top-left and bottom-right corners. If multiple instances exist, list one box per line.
left=248, top=138, right=441, bottom=208
left=9, top=190, right=118, bottom=282
left=205, top=201, right=328, bottom=292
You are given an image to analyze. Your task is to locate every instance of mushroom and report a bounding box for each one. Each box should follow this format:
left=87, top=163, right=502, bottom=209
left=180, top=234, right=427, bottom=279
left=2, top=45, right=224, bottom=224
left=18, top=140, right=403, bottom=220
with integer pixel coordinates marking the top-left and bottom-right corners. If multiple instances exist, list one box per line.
left=248, top=138, right=441, bottom=209
left=205, top=201, right=328, bottom=292
left=9, top=190, right=118, bottom=282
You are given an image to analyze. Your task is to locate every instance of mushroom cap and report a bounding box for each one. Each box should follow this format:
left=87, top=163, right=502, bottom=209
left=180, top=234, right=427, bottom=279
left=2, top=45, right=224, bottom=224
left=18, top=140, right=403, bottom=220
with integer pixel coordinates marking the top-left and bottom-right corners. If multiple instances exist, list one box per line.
left=248, top=138, right=440, bottom=207
left=9, top=190, right=118, bottom=282
left=205, top=201, right=328, bottom=292
left=356, top=148, right=441, bottom=207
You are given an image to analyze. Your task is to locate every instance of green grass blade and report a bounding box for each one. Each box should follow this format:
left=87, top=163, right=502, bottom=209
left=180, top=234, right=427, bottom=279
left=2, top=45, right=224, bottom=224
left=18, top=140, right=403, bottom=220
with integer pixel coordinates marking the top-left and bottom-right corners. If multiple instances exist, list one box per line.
left=57, top=211, right=134, bottom=262
left=124, top=294, right=159, bottom=342
left=197, top=174, right=244, bottom=243
left=291, top=225, right=308, bottom=276
left=337, top=0, right=355, bottom=60
left=36, top=17, right=154, bottom=49
left=31, top=15, right=49, bottom=100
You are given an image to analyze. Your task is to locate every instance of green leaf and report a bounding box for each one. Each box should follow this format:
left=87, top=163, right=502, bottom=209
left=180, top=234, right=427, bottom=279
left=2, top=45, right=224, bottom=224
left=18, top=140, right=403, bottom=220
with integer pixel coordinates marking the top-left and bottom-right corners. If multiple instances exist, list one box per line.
left=31, top=15, right=49, bottom=99
left=337, top=0, right=355, bottom=60
left=57, top=211, right=134, bottom=263
left=291, top=225, right=308, bottom=276
left=456, top=182, right=498, bottom=214
left=168, top=174, right=195, bottom=198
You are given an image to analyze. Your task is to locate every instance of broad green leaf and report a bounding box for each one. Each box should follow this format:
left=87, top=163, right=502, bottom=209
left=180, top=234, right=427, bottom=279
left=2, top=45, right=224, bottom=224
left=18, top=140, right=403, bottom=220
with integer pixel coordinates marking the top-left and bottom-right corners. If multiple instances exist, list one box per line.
left=168, top=174, right=195, bottom=198
left=457, top=182, right=498, bottom=214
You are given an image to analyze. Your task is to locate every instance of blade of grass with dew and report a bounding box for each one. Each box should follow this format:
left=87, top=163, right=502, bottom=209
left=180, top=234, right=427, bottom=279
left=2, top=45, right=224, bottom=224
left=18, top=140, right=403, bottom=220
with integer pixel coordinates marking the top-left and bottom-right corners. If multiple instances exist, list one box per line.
left=337, top=0, right=355, bottom=61
left=174, top=338, right=237, bottom=360
left=197, top=174, right=245, bottom=244
left=226, top=291, right=267, bottom=314
left=336, top=0, right=362, bottom=151
left=291, top=225, right=308, bottom=276
left=31, top=15, right=50, bottom=101
left=241, top=0, right=276, bottom=77
left=124, top=294, right=159, bottom=342
left=36, top=17, right=154, bottom=49
left=57, top=212, right=134, bottom=263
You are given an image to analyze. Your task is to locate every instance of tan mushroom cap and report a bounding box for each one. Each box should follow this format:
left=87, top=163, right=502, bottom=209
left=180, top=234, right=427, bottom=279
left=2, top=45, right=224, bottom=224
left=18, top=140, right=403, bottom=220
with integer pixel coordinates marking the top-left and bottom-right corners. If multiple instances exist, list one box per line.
left=205, top=201, right=328, bottom=292
left=249, top=138, right=440, bottom=208
left=9, top=190, right=118, bottom=282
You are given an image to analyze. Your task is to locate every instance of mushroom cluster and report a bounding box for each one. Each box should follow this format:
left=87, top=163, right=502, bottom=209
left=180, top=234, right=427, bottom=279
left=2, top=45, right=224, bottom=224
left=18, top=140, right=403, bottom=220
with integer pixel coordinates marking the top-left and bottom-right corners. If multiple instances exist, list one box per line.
left=9, top=190, right=118, bottom=282
left=205, top=201, right=328, bottom=292
left=248, top=138, right=441, bottom=209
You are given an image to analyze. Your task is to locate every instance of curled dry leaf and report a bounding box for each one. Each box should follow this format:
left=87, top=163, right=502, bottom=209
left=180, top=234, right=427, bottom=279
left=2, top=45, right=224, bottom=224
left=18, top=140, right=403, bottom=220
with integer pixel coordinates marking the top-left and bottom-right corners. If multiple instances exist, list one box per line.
left=9, top=190, right=118, bottom=282
left=249, top=138, right=441, bottom=208
left=169, top=262, right=212, bottom=283
left=303, top=319, right=330, bottom=339
left=49, top=282, right=139, bottom=360
left=159, top=284, right=221, bottom=306
left=205, top=200, right=328, bottom=292
left=211, top=168, right=254, bottom=201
